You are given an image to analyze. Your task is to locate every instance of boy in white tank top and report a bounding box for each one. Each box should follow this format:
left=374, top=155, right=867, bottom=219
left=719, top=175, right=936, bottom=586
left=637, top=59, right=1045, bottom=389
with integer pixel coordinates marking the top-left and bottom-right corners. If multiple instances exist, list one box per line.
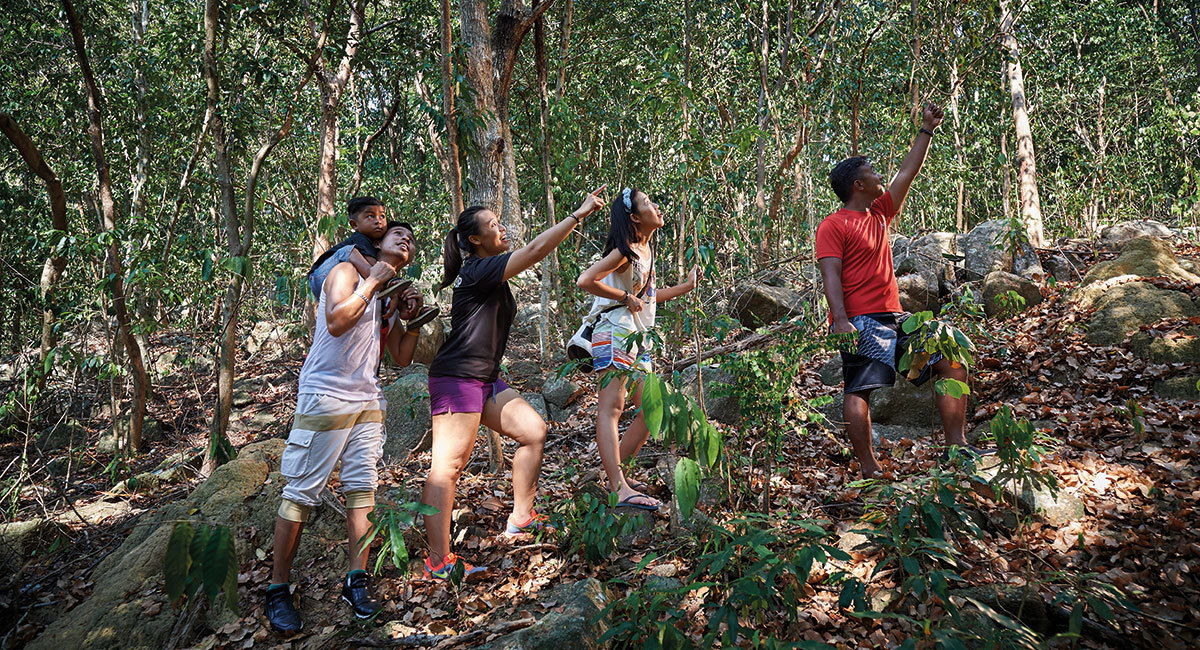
left=266, top=221, right=425, bottom=634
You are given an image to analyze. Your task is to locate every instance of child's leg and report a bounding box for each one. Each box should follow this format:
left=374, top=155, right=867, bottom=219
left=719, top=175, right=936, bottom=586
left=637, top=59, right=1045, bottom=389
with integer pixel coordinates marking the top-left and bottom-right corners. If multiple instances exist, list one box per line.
left=619, top=379, right=651, bottom=463
left=595, top=370, right=628, bottom=493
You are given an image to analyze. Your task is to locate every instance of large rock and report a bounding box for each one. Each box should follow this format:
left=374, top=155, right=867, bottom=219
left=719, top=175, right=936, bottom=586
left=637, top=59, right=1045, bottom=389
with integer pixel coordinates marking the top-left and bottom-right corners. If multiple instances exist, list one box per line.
left=476, top=578, right=611, bottom=650
left=542, top=376, right=584, bottom=408
left=895, top=232, right=958, bottom=292
left=35, top=419, right=87, bottom=453
left=816, top=356, right=937, bottom=428
left=981, top=271, right=1043, bottom=317
left=1042, top=251, right=1084, bottom=282
left=896, top=271, right=940, bottom=314
left=244, top=319, right=303, bottom=358
left=523, top=392, right=549, bottom=421
left=0, top=518, right=68, bottom=567
left=382, top=372, right=433, bottom=461
left=1099, top=220, right=1174, bottom=245
left=29, top=439, right=347, bottom=650
left=679, top=364, right=741, bottom=425
left=1081, top=236, right=1200, bottom=289
left=731, top=283, right=804, bottom=328
left=1085, top=282, right=1200, bottom=346
left=974, top=464, right=1086, bottom=527
left=411, top=318, right=447, bottom=366
left=1156, top=375, right=1200, bottom=400
left=1131, top=324, right=1200, bottom=363
left=957, top=219, right=1042, bottom=280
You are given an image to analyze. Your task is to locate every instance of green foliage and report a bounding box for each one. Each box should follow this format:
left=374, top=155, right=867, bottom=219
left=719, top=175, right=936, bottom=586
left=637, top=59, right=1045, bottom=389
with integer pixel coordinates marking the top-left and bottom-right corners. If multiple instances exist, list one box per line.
left=599, top=515, right=853, bottom=648
left=995, top=290, right=1027, bottom=319
left=719, top=328, right=831, bottom=430
left=898, top=311, right=975, bottom=399
left=361, top=500, right=439, bottom=575
left=164, top=522, right=239, bottom=614
left=563, top=492, right=639, bottom=565
left=982, top=405, right=1059, bottom=501
left=636, top=368, right=721, bottom=518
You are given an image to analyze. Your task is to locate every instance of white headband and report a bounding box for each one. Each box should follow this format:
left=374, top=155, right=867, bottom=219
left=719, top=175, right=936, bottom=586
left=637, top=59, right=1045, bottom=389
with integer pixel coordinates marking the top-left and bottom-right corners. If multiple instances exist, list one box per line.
left=622, top=187, right=632, bottom=210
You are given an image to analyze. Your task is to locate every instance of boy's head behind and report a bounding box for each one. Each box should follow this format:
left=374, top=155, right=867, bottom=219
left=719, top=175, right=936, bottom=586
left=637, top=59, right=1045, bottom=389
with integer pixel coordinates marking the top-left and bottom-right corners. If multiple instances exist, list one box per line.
left=348, top=196, right=387, bottom=239
left=829, top=156, right=885, bottom=204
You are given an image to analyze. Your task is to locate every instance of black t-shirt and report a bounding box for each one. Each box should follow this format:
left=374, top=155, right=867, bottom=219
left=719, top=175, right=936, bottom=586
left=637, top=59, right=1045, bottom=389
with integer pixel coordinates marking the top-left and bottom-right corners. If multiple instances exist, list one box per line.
left=429, top=253, right=516, bottom=383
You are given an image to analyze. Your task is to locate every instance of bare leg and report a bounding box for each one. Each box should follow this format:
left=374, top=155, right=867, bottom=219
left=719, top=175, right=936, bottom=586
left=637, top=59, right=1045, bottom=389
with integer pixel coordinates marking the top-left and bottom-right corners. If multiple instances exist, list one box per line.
left=596, top=372, right=660, bottom=506
left=271, top=517, right=305, bottom=584
left=844, top=390, right=881, bottom=478
left=932, top=358, right=969, bottom=447
left=421, top=411, right=481, bottom=566
left=481, top=389, right=547, bottom=526
left=618, top=380, right=650, bottom=463
left=346, top=506, right=373, bottom=572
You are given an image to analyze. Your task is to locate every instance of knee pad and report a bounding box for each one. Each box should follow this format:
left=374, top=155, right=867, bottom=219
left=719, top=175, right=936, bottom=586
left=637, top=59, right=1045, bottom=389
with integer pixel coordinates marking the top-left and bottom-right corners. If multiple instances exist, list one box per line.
left=278, top=499, right=312, bottom=523
left=344, top=490, right=375, bottom=510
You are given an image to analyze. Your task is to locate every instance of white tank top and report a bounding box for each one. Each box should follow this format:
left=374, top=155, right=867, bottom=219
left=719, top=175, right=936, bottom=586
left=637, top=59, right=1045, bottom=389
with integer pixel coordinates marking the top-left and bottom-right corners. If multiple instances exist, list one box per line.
left=585, top=254, right=656, bottom=332
left=298, top=273, right=382, bottom=401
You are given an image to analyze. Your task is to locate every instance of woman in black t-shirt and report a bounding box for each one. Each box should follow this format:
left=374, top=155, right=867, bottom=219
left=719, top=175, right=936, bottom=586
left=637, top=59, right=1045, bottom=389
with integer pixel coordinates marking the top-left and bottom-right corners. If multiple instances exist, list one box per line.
left=420, top=189, right=606, bottom=580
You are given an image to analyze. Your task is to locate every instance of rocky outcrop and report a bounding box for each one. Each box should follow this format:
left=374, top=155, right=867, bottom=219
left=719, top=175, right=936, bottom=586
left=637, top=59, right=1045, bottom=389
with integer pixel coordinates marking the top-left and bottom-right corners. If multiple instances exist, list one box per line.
left=542, top=376, right=584, bottom=409
left=382, top=370, right=433, bottom=461
left=1081, top=237, right=1200, bottom=289
left=981, top=271, right=1043, bottom=317
left=29, top=439, right=347, bottom=650
left=476, top=579, right=611, bottom=650
left=731, top=283, right=805, bottom=328
left=243, top=319, right=304, bottom=358
left=896, top=271, right=940, bottom=314
left=1099, top=220, right=1174, bottom=245
left=1085, top=282, right=1199, bottom=346
left=956, top=219, right=1043, bottom=280
left=679, top=363, right=741, bottom=425
left=411, top=318, right=447, bottom=366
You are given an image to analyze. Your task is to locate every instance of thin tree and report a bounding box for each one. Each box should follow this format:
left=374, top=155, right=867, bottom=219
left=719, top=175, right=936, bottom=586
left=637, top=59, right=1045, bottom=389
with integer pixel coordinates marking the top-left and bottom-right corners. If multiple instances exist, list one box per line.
left=63, top=0, right=150, bottom=452
left=999, top=0, right=1046, bottom=247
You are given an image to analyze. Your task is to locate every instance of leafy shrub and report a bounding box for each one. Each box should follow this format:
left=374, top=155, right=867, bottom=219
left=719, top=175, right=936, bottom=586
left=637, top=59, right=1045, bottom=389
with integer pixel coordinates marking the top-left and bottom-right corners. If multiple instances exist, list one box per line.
left=164, top=522, right=239, bottom=613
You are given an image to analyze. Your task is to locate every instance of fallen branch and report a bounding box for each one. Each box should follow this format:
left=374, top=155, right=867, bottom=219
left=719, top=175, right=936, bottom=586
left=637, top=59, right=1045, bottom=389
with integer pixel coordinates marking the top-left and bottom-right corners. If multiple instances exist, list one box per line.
left=667, top=322, right=804, bottom=372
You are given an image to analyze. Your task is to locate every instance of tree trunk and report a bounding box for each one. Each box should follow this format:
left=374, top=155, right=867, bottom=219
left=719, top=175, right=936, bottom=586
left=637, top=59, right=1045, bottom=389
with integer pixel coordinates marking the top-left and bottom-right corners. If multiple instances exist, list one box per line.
left=310, top=0, right=366, bottom=262
left=1085, top=77, right=1106, bottom=234
left=441, top=0, right=464, bottom=218
left=204, top=0, right=241, bottom=472
left=0, top=115, right=67, bottom=372
left=1000, top=0, right=1046, bottom=247
left=348, top=91, right=400, bottom=198
left=64, top=0, right=148, bottom=454
left=204, top=0, right=311, bottom=474
left=950, top=58, right=966, bottom=232
left=534, top=6, right=557, bottom=361
left=458, top=0, right=505, bottom=214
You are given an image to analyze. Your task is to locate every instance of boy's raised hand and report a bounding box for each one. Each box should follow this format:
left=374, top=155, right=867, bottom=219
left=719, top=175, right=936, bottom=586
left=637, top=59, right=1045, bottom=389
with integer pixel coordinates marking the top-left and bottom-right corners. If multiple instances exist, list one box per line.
left=922, top=101, right=945, bottom=130
left=368, top=259, right=397, bottom=288
left=686, top=264, right=701, bottom=290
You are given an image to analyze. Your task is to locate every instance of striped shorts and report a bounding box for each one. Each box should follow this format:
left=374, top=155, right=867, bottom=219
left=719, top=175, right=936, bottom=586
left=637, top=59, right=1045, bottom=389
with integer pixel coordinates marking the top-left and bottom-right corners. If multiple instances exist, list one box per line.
left=278, top=393, right=387, bottom=521
left=591, top=321, right=652, bottom=373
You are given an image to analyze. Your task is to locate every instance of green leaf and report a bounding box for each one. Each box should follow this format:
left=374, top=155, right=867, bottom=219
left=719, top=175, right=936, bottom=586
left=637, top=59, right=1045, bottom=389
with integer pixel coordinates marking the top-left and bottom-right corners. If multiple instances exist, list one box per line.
left=390, top=523, right=408, bottom=572
left=642, top=373, right=665, bottom=439
left=186, top=524, right=210, bottom=593
left=674, top=457, right=701, bottom=520
left=165, top=522, right=194, bottom=604
left=1069, top=601, right=1084, bottom=635
left=202, top=526, right=235, bottom=603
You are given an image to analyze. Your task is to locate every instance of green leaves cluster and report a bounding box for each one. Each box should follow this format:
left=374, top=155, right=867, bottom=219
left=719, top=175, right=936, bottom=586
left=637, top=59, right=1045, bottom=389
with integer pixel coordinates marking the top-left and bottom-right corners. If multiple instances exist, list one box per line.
left=164, top=521, right=239, bottom=613
left=565, top=492, right=638, bottom=565
left=640, top=370, right=720, bottom=520
left=899, top=311, right=973, bottom=399
left=361, top=500, right=439, bottom=575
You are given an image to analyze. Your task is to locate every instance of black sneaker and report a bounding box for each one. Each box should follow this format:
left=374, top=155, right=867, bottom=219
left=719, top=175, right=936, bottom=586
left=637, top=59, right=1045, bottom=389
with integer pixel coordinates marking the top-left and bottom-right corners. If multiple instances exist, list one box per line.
left=265, top=584, right=303, bottom=635
left=341, top=571, right=382, bottom=619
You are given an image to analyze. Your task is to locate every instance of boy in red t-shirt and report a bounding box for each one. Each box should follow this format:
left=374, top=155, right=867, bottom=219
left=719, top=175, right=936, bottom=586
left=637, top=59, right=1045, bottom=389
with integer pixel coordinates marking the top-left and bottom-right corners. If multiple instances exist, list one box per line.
left=815, top=101, right=981, bottom=479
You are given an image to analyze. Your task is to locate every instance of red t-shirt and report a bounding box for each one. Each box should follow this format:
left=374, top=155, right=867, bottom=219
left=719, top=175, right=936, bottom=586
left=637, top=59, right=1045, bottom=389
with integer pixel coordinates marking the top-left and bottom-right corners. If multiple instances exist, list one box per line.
left=814, top=191, right=901, bottom=318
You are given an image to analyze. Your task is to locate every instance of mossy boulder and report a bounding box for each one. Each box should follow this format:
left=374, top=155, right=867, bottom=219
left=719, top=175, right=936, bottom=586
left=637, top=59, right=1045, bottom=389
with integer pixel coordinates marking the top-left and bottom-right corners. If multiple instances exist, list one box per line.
left=1085, top=282, right=1200, bottom=346
left=981, top=271, right=1043, bottom=317
left=1156, top=375, right=1200, bottom=400
left=476, top=579, right=611, bottom=650
left=1081, top=237, right=1200, bottom=289
left=1099, top=220, right=1174, bottom=245
left=1131, top=324, right=1200, bottom=363
left=28, top=438, right=347, bottom=650
left=382, top=371, right=433, bottom=462
left=731, top=282, right=805, bottom=327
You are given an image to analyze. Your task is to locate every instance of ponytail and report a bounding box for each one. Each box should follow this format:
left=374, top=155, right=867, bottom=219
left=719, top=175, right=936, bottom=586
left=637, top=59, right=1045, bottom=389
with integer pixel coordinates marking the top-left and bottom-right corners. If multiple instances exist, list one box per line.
left=439, top=205, right=489, bottom=290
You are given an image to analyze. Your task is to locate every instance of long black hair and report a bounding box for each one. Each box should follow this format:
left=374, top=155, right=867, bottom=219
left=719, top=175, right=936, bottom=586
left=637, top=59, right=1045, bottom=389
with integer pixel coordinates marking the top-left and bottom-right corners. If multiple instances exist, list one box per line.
left=439, top=205, right=489, bottom=290
left=603, top=187, right=642, bottom=263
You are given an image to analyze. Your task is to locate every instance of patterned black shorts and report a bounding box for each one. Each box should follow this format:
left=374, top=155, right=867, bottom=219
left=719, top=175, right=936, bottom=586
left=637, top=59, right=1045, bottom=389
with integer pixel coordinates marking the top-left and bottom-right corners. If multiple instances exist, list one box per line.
left=838, top=312, right=939, bottom=394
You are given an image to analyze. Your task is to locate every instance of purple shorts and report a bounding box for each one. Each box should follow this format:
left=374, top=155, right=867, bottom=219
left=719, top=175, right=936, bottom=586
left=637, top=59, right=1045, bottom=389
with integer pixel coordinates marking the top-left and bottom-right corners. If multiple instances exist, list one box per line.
left=428, top=376, right=511, bottom=415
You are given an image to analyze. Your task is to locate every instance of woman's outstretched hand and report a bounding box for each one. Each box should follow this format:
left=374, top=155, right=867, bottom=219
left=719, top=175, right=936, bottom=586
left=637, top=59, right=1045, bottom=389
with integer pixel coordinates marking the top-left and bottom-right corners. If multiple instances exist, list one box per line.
left=573, top=184, right=608, bottom=222
left=685, top=265, right=701, bottom=291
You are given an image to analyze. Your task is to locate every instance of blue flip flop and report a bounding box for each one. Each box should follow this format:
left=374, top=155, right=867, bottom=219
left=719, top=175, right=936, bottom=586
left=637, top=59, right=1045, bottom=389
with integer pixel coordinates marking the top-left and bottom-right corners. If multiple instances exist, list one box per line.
left=615, top=493, right=661, bottom=511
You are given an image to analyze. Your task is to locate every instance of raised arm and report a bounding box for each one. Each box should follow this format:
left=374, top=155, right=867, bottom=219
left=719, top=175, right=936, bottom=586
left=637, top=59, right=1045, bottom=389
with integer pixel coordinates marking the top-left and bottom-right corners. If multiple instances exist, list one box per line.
left=818, top=256, right=857, bottom=334
left=655, top=265, right=699, bottom=303
left=503, top=187, right=607, bottom=282
left=887, top=101, right=944, bottom=213
left=324, top=259, right=394, bottom=337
